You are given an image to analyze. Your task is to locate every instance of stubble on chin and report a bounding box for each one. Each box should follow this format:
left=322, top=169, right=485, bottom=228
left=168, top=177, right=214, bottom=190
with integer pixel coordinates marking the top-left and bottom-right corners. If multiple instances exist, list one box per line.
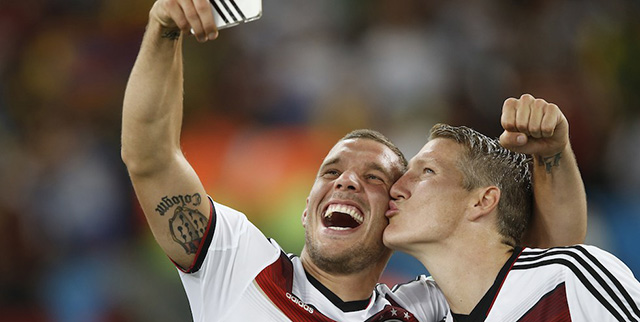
left=304, top=232, right=389, bottom=275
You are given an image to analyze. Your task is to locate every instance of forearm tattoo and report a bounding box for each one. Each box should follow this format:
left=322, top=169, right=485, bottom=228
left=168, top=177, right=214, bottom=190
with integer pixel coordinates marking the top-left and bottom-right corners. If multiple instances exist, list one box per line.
left=155, top=193, right=207, bottom=254
left=538, top=152, right=562, bottom=173
left=161, top=29, right=181, bottom=40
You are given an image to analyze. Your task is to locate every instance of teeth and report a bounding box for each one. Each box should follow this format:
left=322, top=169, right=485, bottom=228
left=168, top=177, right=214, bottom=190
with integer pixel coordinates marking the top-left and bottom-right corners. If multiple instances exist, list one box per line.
left=324, top=204, right=364, bottom=224
left=327, top=226, right=351, bottom=231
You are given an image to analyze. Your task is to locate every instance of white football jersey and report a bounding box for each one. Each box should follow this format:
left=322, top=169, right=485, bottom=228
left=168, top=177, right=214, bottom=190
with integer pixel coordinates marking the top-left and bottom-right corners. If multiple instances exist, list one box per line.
left=177, top=198, right=448, bottom=321
left=439, top=246, right=640, bottom=321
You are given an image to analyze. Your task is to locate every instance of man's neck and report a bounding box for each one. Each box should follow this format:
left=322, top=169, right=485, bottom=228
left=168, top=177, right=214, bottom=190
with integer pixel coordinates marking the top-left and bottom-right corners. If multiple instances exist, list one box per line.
left=299, top=253, right=386, bottom=302
left=415, top=241, right=514, bottom=315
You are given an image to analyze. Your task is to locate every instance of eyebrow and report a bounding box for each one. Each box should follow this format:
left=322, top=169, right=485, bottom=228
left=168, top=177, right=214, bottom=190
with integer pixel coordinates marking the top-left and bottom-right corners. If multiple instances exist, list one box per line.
left=320, top=157, right=340, bottom=169
left=410, top=156, right=438, bottom=169
left=321, top=157, right=394, bottom=181
left=366, top=162, right=393, bottom=181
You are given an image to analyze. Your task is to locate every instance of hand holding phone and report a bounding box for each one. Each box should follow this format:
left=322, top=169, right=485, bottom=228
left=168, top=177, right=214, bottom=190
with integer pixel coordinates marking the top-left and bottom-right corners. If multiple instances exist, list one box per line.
left=210, top=0, right=262, bottom=30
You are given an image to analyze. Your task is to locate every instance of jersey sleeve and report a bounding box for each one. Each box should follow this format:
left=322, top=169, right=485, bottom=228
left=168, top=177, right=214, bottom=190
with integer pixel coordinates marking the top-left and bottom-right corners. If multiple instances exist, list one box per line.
left=177, top=197, right=281, bottom=319
left=564, top=244, right=640, bottom=321
left=381, top=275, right=450, bottom=322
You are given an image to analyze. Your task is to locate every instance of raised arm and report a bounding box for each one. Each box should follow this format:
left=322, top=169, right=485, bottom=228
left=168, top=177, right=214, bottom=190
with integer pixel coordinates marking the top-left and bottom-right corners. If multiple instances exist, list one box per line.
left=121, top=0, right=218, bottom=269
left=499, top=94, right=587, bottom=247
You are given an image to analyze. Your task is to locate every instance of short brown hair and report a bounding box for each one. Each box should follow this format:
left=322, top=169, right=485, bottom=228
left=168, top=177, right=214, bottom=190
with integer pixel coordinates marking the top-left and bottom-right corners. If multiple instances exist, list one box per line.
left=429, top=124, right=532, bottom=246
left=341, top=129, right=408, bottom=172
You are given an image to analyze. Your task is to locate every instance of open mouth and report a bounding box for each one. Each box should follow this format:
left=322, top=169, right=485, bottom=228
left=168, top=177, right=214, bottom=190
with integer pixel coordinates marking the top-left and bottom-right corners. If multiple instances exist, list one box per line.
left=322, top=204, right=364, bottom=230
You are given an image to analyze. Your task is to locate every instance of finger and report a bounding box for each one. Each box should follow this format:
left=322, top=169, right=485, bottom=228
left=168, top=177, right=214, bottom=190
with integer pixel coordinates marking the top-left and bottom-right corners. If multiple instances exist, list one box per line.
left=540, top=103, right=559, bottom=138
left=527, top=98, right=547, bottom=139
left=192, top=0, right=218, bottom=40
left=501, top=97, right=518, bottom=132
left=162, top=0, right=190, bottom=30
left=514, top=95, right=534, bottom=135
left=178, top=0, right=207, bottom=41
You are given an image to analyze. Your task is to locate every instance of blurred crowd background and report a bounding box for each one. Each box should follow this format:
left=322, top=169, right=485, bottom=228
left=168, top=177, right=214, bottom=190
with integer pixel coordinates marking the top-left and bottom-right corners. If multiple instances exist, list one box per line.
left=1, top=0, right=639, bottom=321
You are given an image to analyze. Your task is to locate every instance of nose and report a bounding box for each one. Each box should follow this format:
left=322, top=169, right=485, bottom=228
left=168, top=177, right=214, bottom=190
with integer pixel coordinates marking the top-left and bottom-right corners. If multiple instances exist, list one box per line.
left=390, top=174, right=409, bottom=200
left=335, top=171, right=361, bottom=191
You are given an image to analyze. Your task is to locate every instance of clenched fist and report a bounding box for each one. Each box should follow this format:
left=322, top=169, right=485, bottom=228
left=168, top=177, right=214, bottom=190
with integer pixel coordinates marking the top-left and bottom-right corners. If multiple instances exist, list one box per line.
left=150, top=0, right=219, bottom=42
left=499, top=94, right=569, bottom=158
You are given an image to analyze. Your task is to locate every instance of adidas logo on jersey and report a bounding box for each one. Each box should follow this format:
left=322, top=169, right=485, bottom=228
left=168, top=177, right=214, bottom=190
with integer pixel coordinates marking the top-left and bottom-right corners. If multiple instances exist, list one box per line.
left=285, top=292, right=314, bottom=314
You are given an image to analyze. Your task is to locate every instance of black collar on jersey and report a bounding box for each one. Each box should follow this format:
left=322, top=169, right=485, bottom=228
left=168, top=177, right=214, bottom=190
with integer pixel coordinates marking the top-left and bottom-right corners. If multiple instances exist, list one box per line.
left=304, top=270, right=372, bottom=312
left=450, top=246, right=523, bottom=322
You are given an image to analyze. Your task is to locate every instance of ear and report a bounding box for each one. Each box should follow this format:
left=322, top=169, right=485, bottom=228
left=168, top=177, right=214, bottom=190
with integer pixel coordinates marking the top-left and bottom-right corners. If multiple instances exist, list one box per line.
left=468, top=186, right=500, bottom=221
left=301, top=197, right=310, bottom=227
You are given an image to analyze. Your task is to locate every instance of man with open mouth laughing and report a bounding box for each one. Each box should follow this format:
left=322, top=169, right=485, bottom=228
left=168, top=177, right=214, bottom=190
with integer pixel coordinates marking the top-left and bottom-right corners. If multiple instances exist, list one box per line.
left=121, top=1, right=588, bottom=321
left=300, top=131, right=404, bottom=298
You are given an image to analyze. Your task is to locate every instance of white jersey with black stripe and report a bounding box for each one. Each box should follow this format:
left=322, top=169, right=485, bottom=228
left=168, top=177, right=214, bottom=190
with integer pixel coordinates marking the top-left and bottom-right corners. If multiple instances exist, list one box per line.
left=177, top=198, right=446, bottom=321
left=443, top=245, right=640, bottom=322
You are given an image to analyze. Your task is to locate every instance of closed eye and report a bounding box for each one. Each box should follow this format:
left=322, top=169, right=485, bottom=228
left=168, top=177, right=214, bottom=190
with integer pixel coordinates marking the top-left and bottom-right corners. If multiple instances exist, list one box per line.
left=321, top=169, right=340, bottom=178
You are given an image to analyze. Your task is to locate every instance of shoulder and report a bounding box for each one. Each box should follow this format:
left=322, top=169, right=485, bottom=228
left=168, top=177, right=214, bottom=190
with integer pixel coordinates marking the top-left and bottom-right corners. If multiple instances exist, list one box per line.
left=514, top=245, right=639, bottom=297
left=515, top=245, right=631, bottom=273
left=210, top=198, right=261, bottom=235
left=514, top=245, right=640, bottom=321
left=211, top=199, right=247, bottom=219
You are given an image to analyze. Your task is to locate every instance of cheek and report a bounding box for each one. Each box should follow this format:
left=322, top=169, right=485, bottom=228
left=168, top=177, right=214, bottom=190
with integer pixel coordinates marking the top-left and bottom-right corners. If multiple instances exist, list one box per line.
left=368, top=221, right=388, bottom=244
left=371, top=187, right=391, bottom=206
left=307, top=183, right=328, bottom=207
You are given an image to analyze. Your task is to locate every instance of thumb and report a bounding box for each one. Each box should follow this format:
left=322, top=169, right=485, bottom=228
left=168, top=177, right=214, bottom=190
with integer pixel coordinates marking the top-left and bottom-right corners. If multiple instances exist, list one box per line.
left=500, top=131, right=554, bottom=155
left=499, top=131, right=528, bottom=149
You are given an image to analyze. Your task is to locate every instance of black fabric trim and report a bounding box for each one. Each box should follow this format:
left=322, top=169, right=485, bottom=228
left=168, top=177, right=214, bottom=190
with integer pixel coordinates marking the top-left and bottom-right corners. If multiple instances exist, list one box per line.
left=574, top=245, right=640, bottom=318
left=178, top=196, right=217, bottom=274
left=304, top=270, right=371, bottom=312
left=277, top=251, right=295, bottom=292
left=514, top=247, right=639, bottom=321
left=451, top=247, right=522, bottom=321
left=450, top=312, right=472, bottom=322
left=518, top=246, right=640, bottom=319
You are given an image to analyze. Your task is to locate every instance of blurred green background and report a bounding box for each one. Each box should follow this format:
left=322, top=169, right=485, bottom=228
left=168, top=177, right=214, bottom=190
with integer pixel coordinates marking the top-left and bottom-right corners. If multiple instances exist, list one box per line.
left=1, top=0, right=639, bottom=321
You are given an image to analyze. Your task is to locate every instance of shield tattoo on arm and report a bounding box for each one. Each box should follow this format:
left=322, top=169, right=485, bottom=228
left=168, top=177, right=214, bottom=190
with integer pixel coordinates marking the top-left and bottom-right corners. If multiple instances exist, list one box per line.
left=169, top=206, right=208, bottom=254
